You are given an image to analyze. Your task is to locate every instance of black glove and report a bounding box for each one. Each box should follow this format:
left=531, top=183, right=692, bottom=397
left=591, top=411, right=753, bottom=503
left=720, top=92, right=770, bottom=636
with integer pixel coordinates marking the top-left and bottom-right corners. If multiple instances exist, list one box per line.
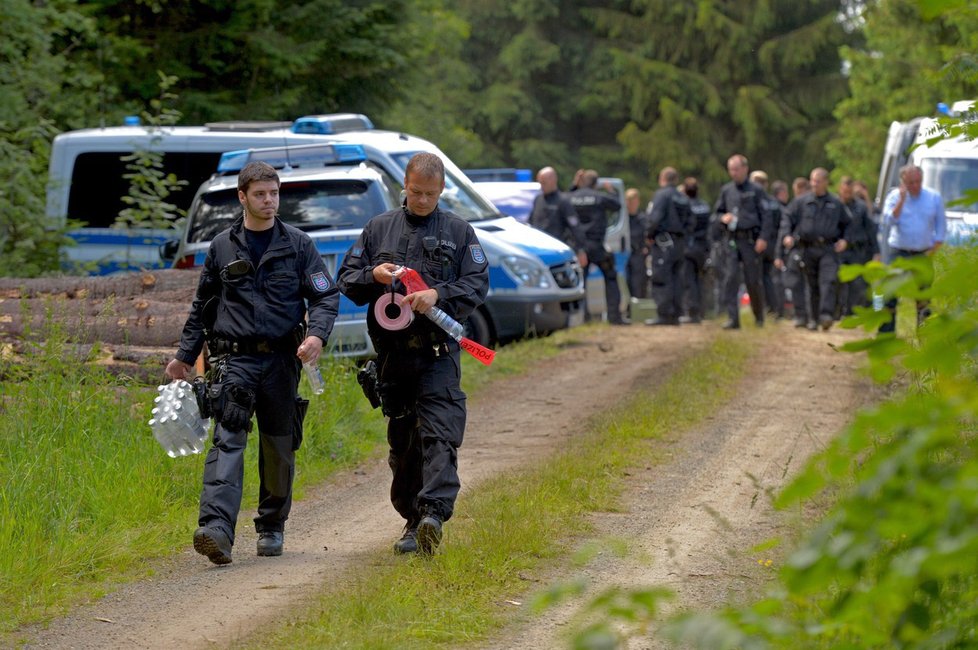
left=356, top=360, right=382, bottom=410
left=220, top=385, right=254, bottom=433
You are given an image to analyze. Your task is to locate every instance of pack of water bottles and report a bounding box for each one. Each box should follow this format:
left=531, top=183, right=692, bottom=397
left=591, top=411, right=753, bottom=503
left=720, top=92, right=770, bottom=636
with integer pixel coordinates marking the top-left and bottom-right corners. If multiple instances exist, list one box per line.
left=148, top=380, right=210, bottom=457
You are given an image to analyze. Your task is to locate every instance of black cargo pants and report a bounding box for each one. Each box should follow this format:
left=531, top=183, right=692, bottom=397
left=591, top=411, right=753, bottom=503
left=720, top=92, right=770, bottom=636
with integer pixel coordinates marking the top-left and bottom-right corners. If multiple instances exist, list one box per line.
left=721, top=233, right=765, bottom=325
left=800, top=243, right=840, bottom=322
left=377, top=342, right=466, bottom=526
left=199, top=352, right=303, bottom=545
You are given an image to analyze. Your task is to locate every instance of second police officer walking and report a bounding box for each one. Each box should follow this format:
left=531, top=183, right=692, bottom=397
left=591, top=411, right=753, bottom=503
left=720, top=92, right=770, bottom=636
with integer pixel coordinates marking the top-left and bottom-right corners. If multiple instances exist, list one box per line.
left=165, top=161, right=339, bottom=565
left=337, top=152, right=489, bottom=555
left=570, top=169, right=628, bottom=325
left=713, top=154, right=774, bottom=329
left=645, top=167, right=690, bottom=326
left=782, top=168, right=852, bottom=331
left=680, top=177, right=712, bottom=323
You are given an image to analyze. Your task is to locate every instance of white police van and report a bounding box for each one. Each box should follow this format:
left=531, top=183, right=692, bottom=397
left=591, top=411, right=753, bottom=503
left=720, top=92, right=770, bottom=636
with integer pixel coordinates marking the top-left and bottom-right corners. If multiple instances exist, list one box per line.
left=876, top=100, right=978, bottom=250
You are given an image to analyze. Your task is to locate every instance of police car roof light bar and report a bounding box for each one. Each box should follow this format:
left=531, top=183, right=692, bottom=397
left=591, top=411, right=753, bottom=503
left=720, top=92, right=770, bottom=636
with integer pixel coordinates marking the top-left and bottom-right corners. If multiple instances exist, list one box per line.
left=216, top=143, right=368, bottom=174
left=290, top=113, right=375, bottom=135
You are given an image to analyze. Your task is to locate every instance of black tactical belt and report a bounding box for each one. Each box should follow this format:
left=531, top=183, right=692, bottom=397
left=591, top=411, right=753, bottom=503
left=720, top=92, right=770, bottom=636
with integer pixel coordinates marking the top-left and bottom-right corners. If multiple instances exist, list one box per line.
left=209, top=336, right=293, bottom=355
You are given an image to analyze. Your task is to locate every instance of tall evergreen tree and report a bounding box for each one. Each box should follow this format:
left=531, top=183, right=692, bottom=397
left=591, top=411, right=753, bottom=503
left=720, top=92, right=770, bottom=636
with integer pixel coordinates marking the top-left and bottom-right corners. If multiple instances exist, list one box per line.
left=414, top=1, right=855, bottom=195
left=84, top=0, right=416, bottom=123
left=0, top=0, right=104, bottom=276
left=826, top=0, right=978, bottom=193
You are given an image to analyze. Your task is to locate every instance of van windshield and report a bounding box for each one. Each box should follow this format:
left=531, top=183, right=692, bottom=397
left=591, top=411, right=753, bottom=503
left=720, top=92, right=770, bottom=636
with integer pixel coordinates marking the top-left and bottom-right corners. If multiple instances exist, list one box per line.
left=390, top=152, right=500, bottom=223
left=921, top=157, right=978, bottom=213
left=188, top=179, right=390, bottom=242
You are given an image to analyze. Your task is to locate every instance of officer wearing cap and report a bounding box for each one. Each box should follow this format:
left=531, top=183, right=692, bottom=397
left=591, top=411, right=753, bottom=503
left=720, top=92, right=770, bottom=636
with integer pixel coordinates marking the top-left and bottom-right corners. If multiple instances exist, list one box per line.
left=166, top=161, right=339, bottom=565
left=337, top=152, right=489, bottom=555
left=570, top=169, right=627, bottom=325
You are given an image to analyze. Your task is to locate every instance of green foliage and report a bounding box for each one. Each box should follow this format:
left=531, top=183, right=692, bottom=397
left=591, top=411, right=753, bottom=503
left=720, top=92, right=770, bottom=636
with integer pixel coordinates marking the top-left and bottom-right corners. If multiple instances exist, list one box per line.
left=827, top=0, right=978, bottom=193
left=86, top=0, right=416, bottom=123
left=114, top=72, right=187, bottom=240
left=0, top=0, right=103, bottom=277
left=402, top=0, right=854, bottom=194
left=579, top=241, right=978, bottom=648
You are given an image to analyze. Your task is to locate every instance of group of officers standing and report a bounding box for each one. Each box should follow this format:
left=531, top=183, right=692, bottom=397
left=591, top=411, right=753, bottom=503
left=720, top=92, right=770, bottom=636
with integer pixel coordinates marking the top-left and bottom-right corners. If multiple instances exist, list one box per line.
left=530, top=154, right=882, bottom=330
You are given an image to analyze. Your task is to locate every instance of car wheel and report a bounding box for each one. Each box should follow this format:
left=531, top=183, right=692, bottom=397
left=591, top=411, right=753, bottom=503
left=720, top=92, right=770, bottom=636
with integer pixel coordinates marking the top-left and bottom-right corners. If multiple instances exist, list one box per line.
left=463, top=309, right=494, bottom=348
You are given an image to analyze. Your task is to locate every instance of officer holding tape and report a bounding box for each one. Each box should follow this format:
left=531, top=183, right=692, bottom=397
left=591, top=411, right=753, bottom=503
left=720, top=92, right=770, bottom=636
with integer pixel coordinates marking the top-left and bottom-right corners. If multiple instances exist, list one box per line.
left=337, top=152, right=489, bottom=555
left=165, top=161, right=338, bottom=565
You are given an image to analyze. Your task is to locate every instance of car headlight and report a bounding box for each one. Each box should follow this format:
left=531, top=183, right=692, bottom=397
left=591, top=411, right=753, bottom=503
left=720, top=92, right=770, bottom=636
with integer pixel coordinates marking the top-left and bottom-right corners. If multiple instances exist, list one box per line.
left=501, top=255, right=552, bottom=288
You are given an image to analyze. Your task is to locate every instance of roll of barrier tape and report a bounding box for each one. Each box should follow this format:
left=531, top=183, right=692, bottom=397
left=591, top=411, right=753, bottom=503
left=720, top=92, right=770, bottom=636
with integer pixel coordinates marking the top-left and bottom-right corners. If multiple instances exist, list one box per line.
left=374, top=292, right=415, bottom=331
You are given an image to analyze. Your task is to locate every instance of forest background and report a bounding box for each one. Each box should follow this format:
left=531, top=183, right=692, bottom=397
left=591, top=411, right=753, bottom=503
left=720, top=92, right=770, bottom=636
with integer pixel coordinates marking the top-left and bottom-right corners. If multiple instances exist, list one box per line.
left=1, top=0, right=976, bottom=276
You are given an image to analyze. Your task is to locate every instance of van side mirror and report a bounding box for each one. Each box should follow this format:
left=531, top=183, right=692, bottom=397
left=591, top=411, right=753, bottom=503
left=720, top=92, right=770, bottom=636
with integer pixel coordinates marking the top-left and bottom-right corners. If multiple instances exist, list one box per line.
left=160, top=239, right=179, bottom=262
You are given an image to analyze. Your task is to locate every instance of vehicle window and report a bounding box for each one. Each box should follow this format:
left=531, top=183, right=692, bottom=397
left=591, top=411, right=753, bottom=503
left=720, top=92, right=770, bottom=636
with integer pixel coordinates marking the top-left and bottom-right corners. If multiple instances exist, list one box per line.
left=920, top=157, right=978, bottom=213
left=188, top=179, right=389, bottom=243
left=68, top=151, right=220, bottom=228
left=364, top=161, right=404, bottom=206
left=390, top=152, right=499, bottom=222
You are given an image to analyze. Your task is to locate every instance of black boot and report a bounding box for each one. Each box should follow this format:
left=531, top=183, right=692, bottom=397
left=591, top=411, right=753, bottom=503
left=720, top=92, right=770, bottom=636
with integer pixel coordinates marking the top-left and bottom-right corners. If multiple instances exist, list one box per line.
left=416, top=512, right=443, bottom=555
left=393, top=521, right=419, bottom=554
left=194, top=526, right=232, bottom=565
left=257, top=530, right=284, bottom=557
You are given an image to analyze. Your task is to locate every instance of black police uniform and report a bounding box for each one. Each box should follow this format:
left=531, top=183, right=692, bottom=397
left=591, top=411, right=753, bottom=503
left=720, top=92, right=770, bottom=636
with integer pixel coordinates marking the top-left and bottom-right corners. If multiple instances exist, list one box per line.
left=646, top=185, right=690, bottom=324
left=759, top=193, right=786, bottom=318
left=785, top=192, right=853, bottom=326
left=683, top=197, right=712, bottom=322
left=776, top=204, right=809, bottom=325
left=626, top=209, right=650, bottom=301
left=529, top=190, right=588, bottom=254
left=838, top=198, right=879, bottom=315
left=713, top=179, right=771, bottom=327
left=337, top=205, right=489, bottom=531
left=569, top=186, right=624, bottom=323
left=175, top=217, right=339, bottom=547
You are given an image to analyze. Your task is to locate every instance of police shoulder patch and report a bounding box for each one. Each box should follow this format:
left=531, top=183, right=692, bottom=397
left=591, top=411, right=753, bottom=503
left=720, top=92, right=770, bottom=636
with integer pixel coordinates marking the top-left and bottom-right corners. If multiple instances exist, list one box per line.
left=311, top=271, right=331, bottom=292
left=350, top=246, right=363, bottom=258
left=469, top=244, right=486, bottom=265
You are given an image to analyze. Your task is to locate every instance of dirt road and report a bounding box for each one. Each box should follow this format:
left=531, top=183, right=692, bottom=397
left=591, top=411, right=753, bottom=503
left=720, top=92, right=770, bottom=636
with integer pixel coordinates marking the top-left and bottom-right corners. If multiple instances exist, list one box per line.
left=20, top=320, right=874, bottom=649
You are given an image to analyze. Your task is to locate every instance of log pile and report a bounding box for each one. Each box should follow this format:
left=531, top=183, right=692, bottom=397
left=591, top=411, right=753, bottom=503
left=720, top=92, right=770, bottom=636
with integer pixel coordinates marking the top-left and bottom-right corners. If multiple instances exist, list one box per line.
left=0, top=269, right=202, bottom=382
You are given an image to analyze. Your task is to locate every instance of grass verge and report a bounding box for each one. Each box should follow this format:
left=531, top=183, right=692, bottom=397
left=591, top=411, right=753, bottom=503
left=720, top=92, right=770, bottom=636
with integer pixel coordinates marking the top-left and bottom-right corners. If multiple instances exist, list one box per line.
left=0, top=323, right=568, bottom=637
left=247, top=334, right=752, bottom=649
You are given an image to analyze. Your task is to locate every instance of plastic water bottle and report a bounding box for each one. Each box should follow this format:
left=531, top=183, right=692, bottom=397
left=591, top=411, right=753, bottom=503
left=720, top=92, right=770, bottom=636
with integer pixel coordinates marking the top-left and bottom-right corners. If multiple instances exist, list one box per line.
left=303, top=361, right=325, bottom=395
left=872, top=292, right=884, bottom=312
left=149, top=380, right=209, bottom=457
left=426, top=306, right=465, bottom=340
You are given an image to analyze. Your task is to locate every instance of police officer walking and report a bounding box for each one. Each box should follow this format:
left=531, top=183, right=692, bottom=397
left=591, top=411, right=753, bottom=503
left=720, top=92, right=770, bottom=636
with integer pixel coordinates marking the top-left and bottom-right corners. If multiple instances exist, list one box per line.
left=750, top=170, right=786, bottom=320
left=782, top=168, right=852, bottom=330
left=713, top=154, right=773, bottom=329
left=645, top=167, right=689, bottom=326
left=165, top=161, right=339, bottom=565
left=837, top=175, right=880, bottom=316
left=337, top=152, right=489, bottom=555
left=570, top=169, right=627, bottom=325
left=529, top=166, right=588, bottom=268
left=624, top=188, right=650, bottom=303
left=681, top=177, right=711, bottom=323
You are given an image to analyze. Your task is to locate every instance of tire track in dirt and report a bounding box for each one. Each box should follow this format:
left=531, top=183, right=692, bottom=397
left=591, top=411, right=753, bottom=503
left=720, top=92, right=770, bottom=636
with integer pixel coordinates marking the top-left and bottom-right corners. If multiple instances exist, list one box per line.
left=480, top=323, right=876, bottom=650
left=19, top=323, right=714, bottom=649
